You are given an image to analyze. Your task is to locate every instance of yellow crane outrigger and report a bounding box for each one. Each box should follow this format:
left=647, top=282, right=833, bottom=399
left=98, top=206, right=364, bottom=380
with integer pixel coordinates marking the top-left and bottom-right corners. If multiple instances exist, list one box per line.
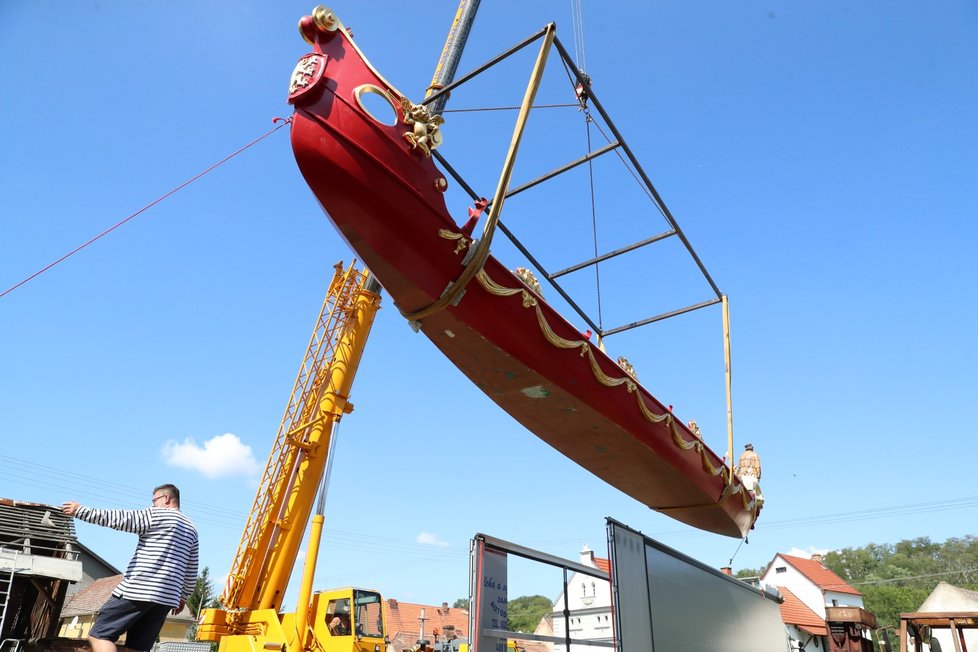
left=197, top=262, right=387, bottom=652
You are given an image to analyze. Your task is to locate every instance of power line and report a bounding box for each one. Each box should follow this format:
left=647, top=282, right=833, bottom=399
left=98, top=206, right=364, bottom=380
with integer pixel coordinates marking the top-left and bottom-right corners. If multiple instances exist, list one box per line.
left=0, top=454, right=468, bottom=563
left=3, top=452, right=976, bottom=563
left=842, top=567, right=978, bottom=588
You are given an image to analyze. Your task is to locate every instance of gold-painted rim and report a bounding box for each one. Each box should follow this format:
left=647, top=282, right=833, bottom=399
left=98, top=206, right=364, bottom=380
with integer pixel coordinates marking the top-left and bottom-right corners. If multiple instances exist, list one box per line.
left=353, top=84, right=399, bottom=127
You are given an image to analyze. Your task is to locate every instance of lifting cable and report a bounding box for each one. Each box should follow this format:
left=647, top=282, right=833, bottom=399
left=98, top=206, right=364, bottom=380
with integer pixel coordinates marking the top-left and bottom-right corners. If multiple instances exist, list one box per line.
left=0, top=117, right=293, bottom=301
left=571, top=0, right=588, bottom=76
left=728, top=532, right=750, bottom=567
left=571, top=0, right=603, bottom=331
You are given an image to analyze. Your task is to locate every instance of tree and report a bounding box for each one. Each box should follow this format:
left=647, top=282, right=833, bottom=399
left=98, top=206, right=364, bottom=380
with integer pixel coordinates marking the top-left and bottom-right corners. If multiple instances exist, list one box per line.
left=822, top=535, right=978, bottom=629
left=186, top=567, right=221, bottom=641
left=453, top=598, right=470, bottom=610
left=735, top=567, right=766, bottom=579
left=188, top=566, right=216, bottom=618
left=507, top=595, right=551, bottom=633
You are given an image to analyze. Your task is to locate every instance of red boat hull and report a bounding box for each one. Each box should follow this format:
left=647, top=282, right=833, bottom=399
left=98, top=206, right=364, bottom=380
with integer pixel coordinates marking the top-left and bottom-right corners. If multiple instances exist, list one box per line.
left=289, top=18, right=759, bottom=538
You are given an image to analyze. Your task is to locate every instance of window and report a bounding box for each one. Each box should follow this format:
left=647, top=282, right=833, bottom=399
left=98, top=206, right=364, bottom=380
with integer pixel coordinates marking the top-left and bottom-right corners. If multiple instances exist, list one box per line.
left=776, top=566, right=787, bottom=574
left=354, top=590, right=385, bottom=638
left=325, top=598, right=351, bottom=636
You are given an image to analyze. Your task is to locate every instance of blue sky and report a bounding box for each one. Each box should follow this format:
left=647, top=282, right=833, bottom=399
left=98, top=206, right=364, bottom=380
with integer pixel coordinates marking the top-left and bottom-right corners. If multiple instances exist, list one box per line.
left=2, top=1, right=976, bottom=612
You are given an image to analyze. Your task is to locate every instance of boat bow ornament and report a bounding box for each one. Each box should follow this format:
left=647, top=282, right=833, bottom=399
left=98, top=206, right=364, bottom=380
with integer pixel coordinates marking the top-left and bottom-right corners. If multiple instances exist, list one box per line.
left=400, top=99, right=445, bottom=157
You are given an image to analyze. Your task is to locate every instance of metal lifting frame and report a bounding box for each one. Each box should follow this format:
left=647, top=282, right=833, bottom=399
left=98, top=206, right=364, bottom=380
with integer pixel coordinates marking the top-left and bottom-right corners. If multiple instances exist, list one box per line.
left=426, top=28, right=723, bottom=340
left=427, top=24, right=737, bottom=469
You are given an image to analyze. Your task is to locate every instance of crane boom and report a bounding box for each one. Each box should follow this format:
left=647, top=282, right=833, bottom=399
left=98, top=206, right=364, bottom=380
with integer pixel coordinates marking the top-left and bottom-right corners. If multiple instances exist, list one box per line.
left=220, top=262, right=381, bottom=613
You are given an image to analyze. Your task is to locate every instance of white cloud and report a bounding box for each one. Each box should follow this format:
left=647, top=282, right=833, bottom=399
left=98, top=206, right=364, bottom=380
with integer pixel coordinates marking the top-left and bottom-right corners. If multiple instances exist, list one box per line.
left=786, top=546, right=831, bottom=559
left=161, top=433, right=260, bottom=479
left=417, top=531, right=449, bottom=547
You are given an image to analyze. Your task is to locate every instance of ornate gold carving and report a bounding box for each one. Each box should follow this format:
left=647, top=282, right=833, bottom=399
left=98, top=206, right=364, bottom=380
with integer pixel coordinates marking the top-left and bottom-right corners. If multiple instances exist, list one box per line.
left=312, top=6, right=339, bottom=32
left=472, top=267, right=758, bottom=514
left=400, top=99, right=444, bottom=156
left=438, top=229, right=470, bottom=255
left=515, top=267, right=542, bottom=297
left=617, top=356, right=637, bottom=381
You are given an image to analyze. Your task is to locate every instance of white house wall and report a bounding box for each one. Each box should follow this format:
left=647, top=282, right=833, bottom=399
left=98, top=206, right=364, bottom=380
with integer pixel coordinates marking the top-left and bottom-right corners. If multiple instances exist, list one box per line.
left=762, top=555, right=864, bottom=617
left=551, top=562, right=613, bottom=652
left=824, top=590, right=863, bottom=609
left=763, top=557, right=825, bottom=616
left=787, top=624, right=821, bottom=652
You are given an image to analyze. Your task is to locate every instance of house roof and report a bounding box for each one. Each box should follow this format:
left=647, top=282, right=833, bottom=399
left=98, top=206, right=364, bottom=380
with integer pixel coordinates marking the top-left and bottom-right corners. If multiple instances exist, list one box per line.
left=60, top=574, right=195, bottom=621
left=593, top=557, right=610, bottom=574
left=778, top=554, right=861, bottom=595
left=919, top=582, right=978, bottom=612
left=61, top=575, right=122, bottom=617
left=383, top=599, right=468, bottom=640
left=779, top=586, right=827, bottom=636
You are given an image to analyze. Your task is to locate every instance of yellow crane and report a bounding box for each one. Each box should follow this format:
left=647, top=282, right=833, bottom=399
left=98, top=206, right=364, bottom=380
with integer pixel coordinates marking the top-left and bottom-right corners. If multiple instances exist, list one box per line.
left=197, top=262, right=387, bottom=652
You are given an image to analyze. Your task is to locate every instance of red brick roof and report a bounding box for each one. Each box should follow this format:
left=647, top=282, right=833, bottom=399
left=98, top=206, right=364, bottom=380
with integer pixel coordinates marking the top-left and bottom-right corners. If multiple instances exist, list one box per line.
left=778, top=587, right=827, bottom=636
left=593, top=557, right=610, bottom=574
left=383, top=599, right=468, bottom=640
left=779, top=554, right=861, bottom=595
left=60, top=573, right=194, bottom=621
left=61, top=575, right=122, bottom=617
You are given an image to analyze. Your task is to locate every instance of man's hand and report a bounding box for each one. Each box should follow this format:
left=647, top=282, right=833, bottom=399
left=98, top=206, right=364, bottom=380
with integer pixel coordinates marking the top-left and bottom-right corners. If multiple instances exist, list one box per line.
left=174, top=597, right=186, bottom=615
left=61, top=501, right=80, bottom=517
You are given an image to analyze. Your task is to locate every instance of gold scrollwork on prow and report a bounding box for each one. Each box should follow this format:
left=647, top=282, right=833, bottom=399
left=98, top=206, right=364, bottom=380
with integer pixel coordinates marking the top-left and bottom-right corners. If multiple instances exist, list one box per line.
left=515, top=267, right=543, bottom=297
left=617, top=356, right=638, bottom=382
left=687, top=419, right=702, bottom=439
left=400, top=98, right=444, bottom=157
left=300, top=6, right=340, bottom=45
left=312, top=6, right=339, bottom=31
left=438, top=229, right=470, bottom=255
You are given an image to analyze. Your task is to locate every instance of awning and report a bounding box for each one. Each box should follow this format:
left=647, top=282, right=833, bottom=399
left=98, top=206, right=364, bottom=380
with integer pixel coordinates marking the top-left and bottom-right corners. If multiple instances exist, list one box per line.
left=798, top=624, right=828, bottom=636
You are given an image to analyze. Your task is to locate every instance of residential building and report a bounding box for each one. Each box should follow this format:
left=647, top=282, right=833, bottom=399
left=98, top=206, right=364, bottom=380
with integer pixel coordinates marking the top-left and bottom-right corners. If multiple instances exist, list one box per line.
left=383, top=599, right=468, bottom=652
left=57, top=575, right=196, bottom=645
left=914, top=582, right=978, bottom=652
left=0, top=498, right=82, bottom=641
left=760, top=553, right=871, bottom=652
left=549, top=545, right=611, bottom=652
left=63, top=541, right=122, bottom=602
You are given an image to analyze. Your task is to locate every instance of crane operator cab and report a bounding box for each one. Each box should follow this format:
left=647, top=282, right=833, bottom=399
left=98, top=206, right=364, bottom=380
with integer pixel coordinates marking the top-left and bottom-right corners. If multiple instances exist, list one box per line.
left=315, top=588, right=387, bottom=652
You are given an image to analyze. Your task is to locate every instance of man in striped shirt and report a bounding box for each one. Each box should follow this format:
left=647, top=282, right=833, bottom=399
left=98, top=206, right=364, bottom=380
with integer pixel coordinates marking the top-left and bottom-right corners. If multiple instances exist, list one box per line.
left=62, top=484, right=199, bottom=652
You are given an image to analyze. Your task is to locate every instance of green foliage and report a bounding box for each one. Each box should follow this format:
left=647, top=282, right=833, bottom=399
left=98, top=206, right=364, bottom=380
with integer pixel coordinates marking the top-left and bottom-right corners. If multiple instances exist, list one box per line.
left=507, top=595, right=552, bottom=633
left=735, top=567, right=766, bottom=579
left=822, top=535, right=978, bottom=630
left=453, top=598, right=470, bottom=610
left=187, top=567, right=220, bottom=641
left=188, top=566, right=216, bottom=617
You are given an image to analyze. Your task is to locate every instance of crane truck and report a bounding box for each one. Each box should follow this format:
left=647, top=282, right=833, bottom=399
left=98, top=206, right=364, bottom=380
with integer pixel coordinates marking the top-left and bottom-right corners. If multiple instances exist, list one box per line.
left=197, top=262, right=388, bottom=652
left=191, top=264, right=790, bottom=652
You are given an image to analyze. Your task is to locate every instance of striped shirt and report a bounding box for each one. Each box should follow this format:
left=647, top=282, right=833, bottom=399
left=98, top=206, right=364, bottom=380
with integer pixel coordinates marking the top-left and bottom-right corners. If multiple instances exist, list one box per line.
left=75, top=505, right=199, bottom=608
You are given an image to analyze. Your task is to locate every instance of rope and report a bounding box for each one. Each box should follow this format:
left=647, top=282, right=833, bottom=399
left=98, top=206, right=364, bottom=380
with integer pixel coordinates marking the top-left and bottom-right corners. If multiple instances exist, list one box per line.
left=0, top=117, right=293, bottom=301
left=728, top=535, right=749, bottom=567
left=571, top=0, right=587, bottom=74
left=442, top=102, right=579, bottom=113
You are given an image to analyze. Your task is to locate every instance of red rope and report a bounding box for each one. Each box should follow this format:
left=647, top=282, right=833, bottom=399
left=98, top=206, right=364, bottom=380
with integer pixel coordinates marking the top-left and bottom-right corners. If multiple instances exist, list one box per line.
left=0, top=117, right=293, bottom=300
